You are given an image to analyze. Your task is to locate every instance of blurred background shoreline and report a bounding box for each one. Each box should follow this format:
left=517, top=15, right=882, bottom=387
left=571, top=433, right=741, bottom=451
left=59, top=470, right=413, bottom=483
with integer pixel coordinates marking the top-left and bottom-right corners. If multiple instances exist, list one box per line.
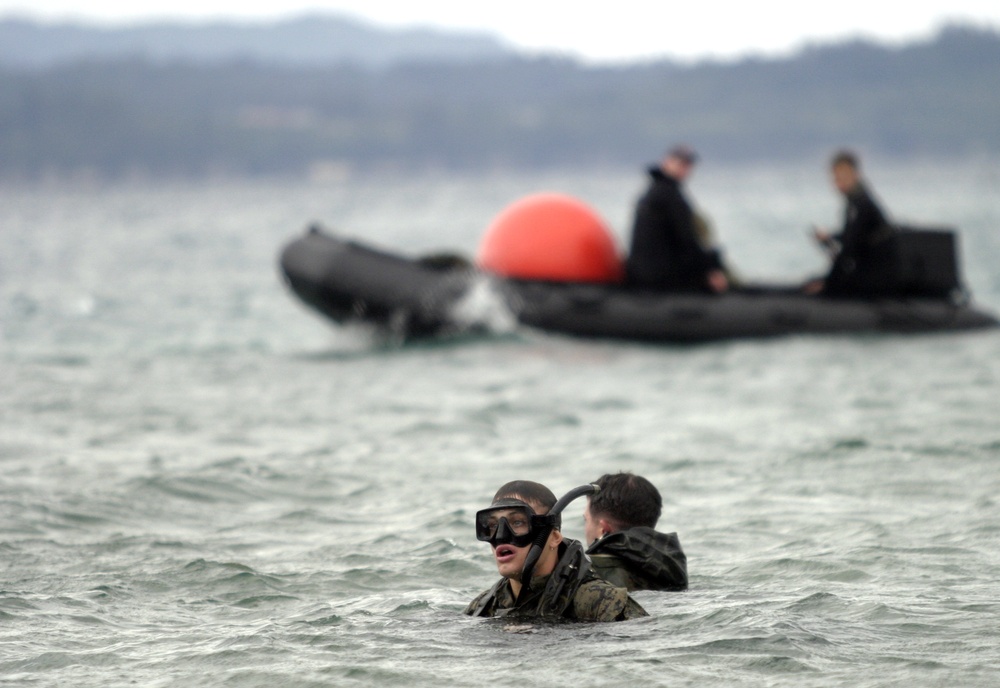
left=1, top=17, right=999, bottom=184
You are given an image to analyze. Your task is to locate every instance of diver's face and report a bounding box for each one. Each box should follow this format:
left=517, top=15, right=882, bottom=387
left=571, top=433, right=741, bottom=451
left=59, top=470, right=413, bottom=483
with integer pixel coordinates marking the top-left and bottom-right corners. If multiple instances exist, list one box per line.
left=495, top=528, right=562, bottom=583
left=488, top=509, right=532, bottom=580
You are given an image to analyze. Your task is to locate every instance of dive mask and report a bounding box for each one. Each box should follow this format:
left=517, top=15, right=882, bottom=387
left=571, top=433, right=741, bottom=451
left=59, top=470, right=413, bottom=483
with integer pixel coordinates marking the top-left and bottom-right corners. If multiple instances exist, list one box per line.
left=475, top=498, right=557, bottom=548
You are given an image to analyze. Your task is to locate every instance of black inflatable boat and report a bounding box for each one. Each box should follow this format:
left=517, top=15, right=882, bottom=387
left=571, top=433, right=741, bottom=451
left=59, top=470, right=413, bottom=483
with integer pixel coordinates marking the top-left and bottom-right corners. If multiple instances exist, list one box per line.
left=278, top=227, right=997, bottom=343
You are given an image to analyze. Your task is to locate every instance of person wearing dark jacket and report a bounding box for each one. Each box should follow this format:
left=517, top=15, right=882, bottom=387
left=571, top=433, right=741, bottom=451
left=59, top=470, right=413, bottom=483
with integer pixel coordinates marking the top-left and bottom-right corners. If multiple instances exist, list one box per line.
left=807, top=150, right=899, bottom=297
left=583, top=472, right=688, bottom=592
left=625, top=145, right=728, bottom=293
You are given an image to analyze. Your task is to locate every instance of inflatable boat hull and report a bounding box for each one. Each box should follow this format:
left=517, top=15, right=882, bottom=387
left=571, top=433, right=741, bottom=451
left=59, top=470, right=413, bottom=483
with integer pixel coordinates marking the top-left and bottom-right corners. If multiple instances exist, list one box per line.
left=279, top=229, right=998, bottom=343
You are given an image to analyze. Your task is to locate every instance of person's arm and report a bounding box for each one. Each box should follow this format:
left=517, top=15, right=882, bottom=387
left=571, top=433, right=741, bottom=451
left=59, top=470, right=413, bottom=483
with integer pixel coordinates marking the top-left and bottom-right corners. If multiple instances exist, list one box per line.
left=664, top=192, right=728, bottom=286
left=571, top=579, right=647, bottom=621
left=812, top=226, right=840, bottom=257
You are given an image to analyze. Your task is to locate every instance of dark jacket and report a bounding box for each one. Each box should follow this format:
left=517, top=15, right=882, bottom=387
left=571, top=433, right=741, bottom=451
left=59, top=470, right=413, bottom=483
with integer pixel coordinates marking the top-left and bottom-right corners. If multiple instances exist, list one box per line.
left=464, top=539, right=647, bottom=621
left=586, top=527, right=688, bottom=592
left=823, top=182, right=899, bottom=297
left=625, top=167, right=722, bottom=291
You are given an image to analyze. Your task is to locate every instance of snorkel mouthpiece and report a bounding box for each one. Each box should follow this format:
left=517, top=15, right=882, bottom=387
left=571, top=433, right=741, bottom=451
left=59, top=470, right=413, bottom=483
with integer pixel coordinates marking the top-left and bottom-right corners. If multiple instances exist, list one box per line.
left=516, top=483, right=600, bottom=602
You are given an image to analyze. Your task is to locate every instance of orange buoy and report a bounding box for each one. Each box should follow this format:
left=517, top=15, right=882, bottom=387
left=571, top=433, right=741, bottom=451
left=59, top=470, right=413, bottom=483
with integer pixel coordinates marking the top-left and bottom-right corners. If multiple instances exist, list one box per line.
left=476, top=193, right=624, bottom=283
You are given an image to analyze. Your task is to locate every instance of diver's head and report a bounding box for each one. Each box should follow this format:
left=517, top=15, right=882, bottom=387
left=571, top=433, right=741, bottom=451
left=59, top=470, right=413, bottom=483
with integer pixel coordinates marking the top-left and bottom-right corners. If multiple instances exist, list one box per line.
left=584, top=472, right=662, bottom=544
left=492, top=480, right=558, bottom=522
left=475, top=481, right=563, bottom=587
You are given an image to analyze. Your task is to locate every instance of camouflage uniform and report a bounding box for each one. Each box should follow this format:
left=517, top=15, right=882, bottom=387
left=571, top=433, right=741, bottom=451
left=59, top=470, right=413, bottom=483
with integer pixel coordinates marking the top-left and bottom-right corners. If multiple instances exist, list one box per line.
left=586, top=527, right=688, bottom=592
left=465, top=539, right=647, bottom=621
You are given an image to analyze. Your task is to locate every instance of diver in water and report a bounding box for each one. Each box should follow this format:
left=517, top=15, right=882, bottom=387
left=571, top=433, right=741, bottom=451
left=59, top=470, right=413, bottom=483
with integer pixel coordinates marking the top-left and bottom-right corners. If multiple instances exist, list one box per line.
left=584, top=472, right=688, bottom=592
left=464, top=480, right=647, bottom=621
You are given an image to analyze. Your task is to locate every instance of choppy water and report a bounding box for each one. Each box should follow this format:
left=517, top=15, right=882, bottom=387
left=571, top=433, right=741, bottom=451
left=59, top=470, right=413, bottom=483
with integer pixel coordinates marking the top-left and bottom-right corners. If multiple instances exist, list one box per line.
left=2, top=161, right=1000, bottom=686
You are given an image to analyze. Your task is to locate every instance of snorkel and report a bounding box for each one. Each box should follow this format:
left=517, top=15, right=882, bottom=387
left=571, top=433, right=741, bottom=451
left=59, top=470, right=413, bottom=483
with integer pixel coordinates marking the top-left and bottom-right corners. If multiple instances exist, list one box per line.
left=515, top=483, right=600, bottom=603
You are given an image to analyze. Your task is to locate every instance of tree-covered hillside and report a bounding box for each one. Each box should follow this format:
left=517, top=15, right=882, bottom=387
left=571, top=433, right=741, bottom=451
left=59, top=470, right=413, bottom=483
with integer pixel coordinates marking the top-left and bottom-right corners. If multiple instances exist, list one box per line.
left=1, top=24, right=997, bottom=180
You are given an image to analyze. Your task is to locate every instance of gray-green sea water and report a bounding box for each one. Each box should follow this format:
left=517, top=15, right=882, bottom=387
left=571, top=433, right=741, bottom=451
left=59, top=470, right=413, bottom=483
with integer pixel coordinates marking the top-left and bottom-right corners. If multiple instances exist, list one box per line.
left=2, top=160, right=1000, bottom=686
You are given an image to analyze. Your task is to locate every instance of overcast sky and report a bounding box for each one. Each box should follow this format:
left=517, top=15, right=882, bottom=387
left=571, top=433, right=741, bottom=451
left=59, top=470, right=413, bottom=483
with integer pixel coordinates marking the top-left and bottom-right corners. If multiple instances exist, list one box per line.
left=2, top=1, right=1000, bottom=62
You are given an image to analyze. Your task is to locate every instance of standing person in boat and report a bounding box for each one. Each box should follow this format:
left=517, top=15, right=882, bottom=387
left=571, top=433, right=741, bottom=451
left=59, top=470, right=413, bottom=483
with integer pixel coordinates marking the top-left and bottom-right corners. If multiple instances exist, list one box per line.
left=584, top=472, right=688, bottom=592
left=625, top=145, right=729, bottom=293
left=465, top=480, right=647, bottom=621
left=805, top=150, right=899, bottom=297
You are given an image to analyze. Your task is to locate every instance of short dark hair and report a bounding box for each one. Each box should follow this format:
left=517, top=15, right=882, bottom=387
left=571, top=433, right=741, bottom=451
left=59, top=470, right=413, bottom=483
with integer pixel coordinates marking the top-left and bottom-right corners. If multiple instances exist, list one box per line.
left=667, top=144, right=698, bottom=165
left=491, top=480, right=559, bottom=526
left=830, top=149, right=859, bottom=170
left=588, top=472, right=662, bottom=530
left=493, top=480, right=556, bottom=513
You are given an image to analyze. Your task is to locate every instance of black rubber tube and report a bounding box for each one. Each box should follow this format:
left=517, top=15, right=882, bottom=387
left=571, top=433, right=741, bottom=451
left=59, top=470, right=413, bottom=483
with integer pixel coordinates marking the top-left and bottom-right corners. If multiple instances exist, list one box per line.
left=516, top=483, right=600, bottom=603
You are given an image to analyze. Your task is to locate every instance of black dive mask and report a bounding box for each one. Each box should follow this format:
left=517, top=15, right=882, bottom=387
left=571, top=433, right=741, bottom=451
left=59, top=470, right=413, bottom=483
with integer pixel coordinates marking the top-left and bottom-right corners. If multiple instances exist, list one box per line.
left=475, top=499, right=560, bottom=548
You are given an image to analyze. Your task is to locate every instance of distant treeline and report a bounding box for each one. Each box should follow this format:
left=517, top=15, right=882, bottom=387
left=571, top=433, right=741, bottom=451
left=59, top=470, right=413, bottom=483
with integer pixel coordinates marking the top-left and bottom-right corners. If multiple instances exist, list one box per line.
left=0, top=14, right=511, bottom=69
left=1, top=24, right=998, bottom=180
